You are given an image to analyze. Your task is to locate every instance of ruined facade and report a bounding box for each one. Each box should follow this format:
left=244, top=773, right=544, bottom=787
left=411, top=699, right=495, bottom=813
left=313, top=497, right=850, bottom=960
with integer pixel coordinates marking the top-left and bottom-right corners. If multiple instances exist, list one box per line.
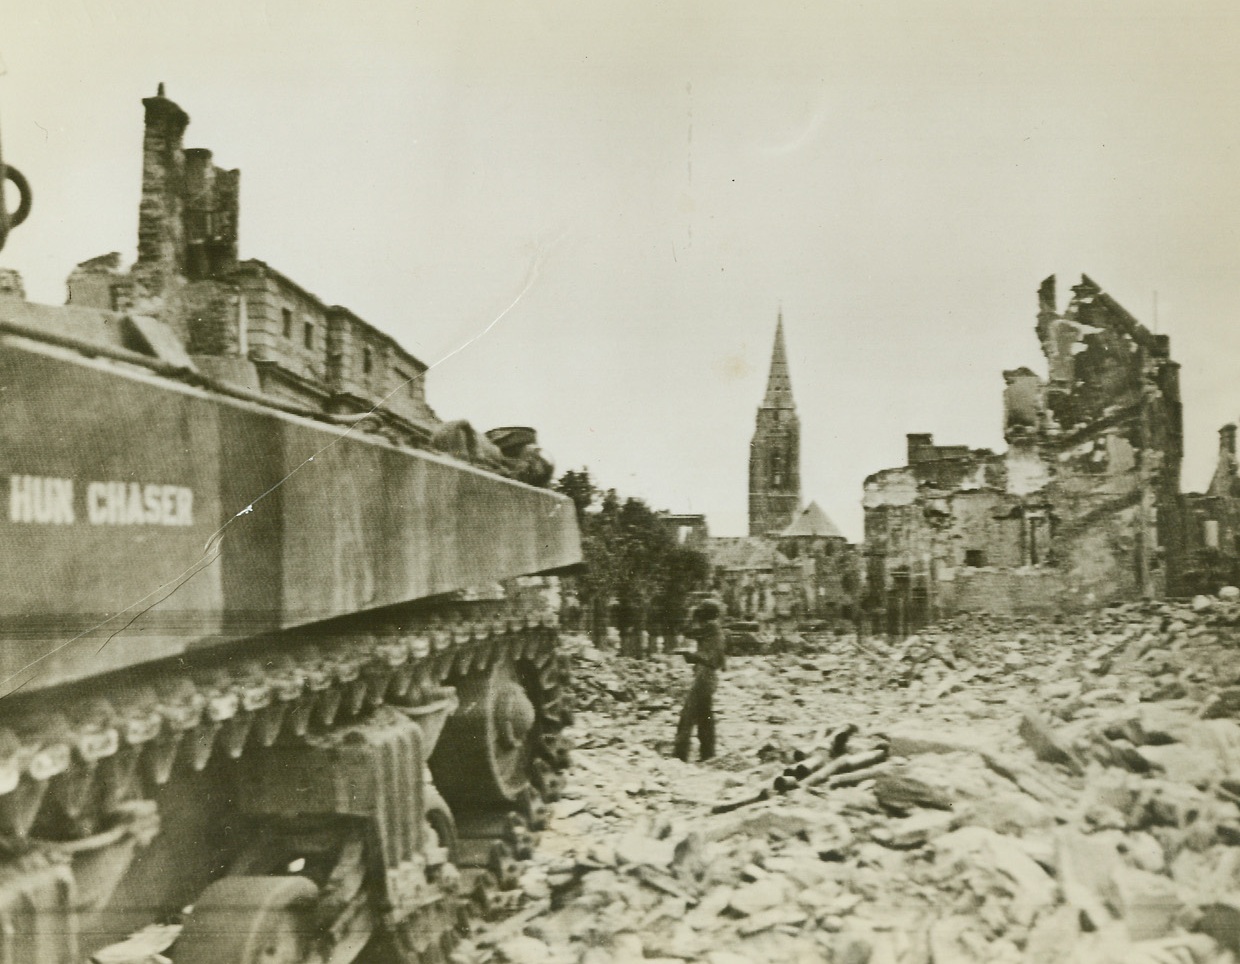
left=1182, top=424, right=1240, bottom=593
left=749, top=315, right=800, bottom=536
left=710, top=505, right=860, bottom=626
left=777, top=502, right=861, bottom=624
left=66, top=86, right=439, bottom=444
left=659, top=513, right=711, bottom=550
left=709, top=536, right=802, bottom=621
left=864, top=275, right=1184, bottom=633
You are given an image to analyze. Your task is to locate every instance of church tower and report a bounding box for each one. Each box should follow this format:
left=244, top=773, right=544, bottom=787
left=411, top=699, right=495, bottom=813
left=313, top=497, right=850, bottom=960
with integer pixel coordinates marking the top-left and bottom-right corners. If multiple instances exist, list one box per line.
left=749, top=313, right=801, bottom=536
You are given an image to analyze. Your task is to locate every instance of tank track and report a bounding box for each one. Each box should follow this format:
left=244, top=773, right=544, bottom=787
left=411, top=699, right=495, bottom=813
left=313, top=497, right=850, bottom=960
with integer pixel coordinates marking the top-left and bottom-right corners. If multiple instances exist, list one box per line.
left=0, top=614, right=574, bottom=964
left=0, top=615, right=571, bottom=843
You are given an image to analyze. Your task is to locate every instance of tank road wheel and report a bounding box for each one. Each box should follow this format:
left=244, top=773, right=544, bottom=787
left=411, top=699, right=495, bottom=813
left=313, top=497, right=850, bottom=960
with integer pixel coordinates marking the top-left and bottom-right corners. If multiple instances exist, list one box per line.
left=431, top=657, right=537, bottom=806
left=172, top=876, right=320, bottom=964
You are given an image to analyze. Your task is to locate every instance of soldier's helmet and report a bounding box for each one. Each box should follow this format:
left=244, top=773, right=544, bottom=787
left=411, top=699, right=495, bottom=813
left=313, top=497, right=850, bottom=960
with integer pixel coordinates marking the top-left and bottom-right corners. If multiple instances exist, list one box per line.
left=694, top=599, right=723, bottom=621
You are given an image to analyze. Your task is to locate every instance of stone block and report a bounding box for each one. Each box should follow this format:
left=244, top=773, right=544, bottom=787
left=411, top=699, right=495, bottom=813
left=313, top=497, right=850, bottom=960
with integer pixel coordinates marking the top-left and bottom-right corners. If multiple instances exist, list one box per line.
left=728, top=877, right=787, bottom=916
left=874, top=768, right=955, bottom=813
left=614, top=832, right=675, bottom=869
left=1054, top=828, right=1119, bottom=930
left=1196, top=898, right=1240, bottom=954
left=1019, top=710, right=1086, bottom=775
left=872, top=810, right=961, bottom=849
left=1108, top=865, right=1183, bottom=942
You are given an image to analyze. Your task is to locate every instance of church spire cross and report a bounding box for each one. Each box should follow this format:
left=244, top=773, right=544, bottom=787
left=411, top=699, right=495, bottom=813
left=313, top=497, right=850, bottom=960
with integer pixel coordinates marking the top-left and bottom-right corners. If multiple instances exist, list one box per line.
left=762, top=311, right=794, bottom=409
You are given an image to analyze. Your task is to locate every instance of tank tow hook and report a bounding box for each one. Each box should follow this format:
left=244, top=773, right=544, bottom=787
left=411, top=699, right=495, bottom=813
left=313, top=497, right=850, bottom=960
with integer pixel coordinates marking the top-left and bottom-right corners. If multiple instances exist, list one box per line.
left=0, top=118, right=32, bottom=253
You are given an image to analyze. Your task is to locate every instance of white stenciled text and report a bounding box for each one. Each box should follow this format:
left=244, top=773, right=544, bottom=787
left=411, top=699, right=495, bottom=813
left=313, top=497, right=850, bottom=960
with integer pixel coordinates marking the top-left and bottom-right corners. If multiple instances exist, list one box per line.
left=8, top=475, right=194, bottom=526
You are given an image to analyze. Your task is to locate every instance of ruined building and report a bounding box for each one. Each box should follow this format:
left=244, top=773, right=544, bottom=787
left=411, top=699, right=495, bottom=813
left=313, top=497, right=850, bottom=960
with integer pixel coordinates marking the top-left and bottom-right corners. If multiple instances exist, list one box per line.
left=66, top=85, right=439, bottom=444
left=864, top=275, right=1184, bottom=633
left=749, top=315, right=801, bottom=537
left=1182, top=424, right=1240, bottom=593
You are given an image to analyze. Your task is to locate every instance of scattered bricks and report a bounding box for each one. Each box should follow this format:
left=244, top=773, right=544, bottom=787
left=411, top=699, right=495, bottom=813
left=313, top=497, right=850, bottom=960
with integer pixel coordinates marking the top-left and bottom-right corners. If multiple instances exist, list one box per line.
left=935, top=826, right=1057, bottom=929
left=871, top=810, right=961, bottom=849
left=712, top=787, right=770, bottom=813
left=494, top=933, right=554, bottom=964
left=505, top=614, right=1240, bottom=963
left=737, top=905, right=807, bottom=936
left=1118, top=832, right=1166, bottom=874
left=805, top=815, right=855, bottom=860
left=873, top=767, right=955, bottom=813
left=1108, top=865, right=1184, bottom=942
left=1055, top=828, right=1120, bottom=931
left=927, top=916, right=987, bottom=964
left=833, top=931, right=875, bottom=964
left=704, top=952, right=751, bottom=964
left=967, top=788, right=1054, bottom=835
left=1018, top=710, right=1086, bottom=775
left=552, top=797, right=585, bottom=820
left=1140, top=719, right=1240, bottom=784
left=1196, top=898, right=1240, bottom=954
left=630, top=864, right=695, bottom=902
left=615, top=832, right=675, bottom=870
left=883, top=724, right=986, bottom=758
left=707, top=804, right=828, bottom=843
left=1101, top=709, right=1175, bottom=749
left=1023, top=904, right=1081, bottom=964
left=1203, top=688, right=1240, bottom=719
left=980, top=751, right=1073, bottom=811
left=1089, top=736, right=1154, bottom=773
left=670, top=831, right=709, bottom=886
left=728, top=876, right=787, bottom=916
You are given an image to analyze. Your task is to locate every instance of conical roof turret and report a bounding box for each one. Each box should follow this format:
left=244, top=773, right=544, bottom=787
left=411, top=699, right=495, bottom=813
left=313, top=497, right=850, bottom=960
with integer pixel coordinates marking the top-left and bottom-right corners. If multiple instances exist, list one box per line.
left=762, top=311, right=794, bottom=409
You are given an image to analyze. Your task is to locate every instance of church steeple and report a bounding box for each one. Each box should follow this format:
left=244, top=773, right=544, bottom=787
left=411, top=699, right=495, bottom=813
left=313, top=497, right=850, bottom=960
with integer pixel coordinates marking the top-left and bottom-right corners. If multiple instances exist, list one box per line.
left=762, top=311, right=794, bottom=409
left=749, top=312, right=802, bottom=536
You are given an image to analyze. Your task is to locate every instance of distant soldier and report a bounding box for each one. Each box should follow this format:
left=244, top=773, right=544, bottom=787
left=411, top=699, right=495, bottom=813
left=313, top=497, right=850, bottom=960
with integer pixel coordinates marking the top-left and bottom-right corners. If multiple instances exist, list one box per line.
left=673, top=598, right=727, bottom=762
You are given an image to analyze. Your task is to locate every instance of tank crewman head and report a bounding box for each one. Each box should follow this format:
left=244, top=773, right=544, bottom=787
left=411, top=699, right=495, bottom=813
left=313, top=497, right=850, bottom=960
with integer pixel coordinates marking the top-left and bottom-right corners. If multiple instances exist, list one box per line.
left=694, top=598, right=723, bottom=622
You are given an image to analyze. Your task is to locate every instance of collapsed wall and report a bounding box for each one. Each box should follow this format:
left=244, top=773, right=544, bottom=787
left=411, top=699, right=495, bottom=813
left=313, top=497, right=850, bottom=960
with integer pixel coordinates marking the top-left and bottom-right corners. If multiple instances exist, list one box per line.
left=864, top=275, right=1184, bottom=633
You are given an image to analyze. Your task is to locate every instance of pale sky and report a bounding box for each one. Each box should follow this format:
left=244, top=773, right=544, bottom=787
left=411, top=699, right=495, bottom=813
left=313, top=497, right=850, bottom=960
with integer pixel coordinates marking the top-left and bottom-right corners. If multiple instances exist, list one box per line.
left=4, top=1, right=1240, bottom=540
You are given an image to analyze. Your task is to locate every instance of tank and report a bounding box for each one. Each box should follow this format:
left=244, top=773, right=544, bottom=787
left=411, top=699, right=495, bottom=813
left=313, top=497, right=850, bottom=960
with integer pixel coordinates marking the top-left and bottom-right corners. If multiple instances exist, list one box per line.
left=0, top=87, right=582, bottom=964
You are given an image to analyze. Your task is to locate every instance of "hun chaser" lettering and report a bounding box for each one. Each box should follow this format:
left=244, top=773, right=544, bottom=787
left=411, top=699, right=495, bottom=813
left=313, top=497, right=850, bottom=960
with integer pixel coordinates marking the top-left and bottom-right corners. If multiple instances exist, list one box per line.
left=9, top=475, right=194, bottom=527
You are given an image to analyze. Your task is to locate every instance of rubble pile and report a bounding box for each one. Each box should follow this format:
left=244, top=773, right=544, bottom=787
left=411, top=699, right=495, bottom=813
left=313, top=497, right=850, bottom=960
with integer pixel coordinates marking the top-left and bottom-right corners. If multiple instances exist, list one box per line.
left=460, top=593, right=1240, bottom=963
left=564, top=637, right=688, bottom=715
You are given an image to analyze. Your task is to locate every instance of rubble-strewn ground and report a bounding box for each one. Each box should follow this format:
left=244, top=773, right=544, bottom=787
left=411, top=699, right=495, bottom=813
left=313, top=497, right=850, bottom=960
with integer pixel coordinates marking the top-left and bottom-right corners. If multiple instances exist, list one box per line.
left=458, top=593, right=1240, bottom=964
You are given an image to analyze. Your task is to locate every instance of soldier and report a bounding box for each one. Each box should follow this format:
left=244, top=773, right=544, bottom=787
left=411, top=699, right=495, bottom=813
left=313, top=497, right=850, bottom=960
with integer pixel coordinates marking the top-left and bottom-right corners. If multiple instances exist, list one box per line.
left=673, top=598, right=727, bottom=762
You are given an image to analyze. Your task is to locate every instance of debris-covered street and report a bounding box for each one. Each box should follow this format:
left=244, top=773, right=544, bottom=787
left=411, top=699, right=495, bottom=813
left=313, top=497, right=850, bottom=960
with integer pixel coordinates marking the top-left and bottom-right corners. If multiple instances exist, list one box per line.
left=459, top=594, right=1240, bottom=964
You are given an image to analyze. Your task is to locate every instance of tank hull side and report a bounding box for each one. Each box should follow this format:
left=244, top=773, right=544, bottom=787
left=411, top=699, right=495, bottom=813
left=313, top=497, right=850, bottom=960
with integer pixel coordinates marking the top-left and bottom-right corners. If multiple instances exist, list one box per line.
left=0, top=337, right=581, bottom=695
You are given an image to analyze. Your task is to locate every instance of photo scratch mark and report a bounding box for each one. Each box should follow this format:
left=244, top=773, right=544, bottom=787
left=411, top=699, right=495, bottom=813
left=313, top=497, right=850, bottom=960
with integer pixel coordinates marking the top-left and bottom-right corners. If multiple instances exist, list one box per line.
left=0, top=236, right=561, bottom=697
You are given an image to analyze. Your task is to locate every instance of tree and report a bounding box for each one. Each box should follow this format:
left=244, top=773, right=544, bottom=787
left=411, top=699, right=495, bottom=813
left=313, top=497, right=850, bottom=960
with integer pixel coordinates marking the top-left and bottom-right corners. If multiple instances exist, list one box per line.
left=555, top=468, right=710, bottom=655
left=656, top=545, right=712, bottom=641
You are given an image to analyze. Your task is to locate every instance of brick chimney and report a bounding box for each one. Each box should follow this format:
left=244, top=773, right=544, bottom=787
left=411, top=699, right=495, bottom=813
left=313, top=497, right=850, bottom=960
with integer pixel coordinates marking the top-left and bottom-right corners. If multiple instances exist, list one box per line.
left=133, top=83, right=189, bottom=303
left=1208, top=423, right=1239, bottom=498
left=183, top=147, right=239, bottom=281
left=907, top=433, right=933, bottom=465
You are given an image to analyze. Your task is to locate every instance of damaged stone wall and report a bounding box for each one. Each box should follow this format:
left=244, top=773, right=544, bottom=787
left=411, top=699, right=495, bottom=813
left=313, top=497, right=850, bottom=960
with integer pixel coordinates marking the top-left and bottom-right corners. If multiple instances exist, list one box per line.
left=65, top=87, right=440, bottom=441
left=1183, top=424, right=1240, bottom=593
left=778, top=537, right=861, bottom=625
left=864, top=275, right=1185, bottom=632
left=1025, top=275, right=1184, bottom=603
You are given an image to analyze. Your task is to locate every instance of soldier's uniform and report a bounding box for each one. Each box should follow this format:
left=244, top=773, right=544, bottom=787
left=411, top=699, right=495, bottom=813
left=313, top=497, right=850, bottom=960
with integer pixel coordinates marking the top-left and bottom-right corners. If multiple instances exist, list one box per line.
left=674, top=601, right=726, bottom=762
